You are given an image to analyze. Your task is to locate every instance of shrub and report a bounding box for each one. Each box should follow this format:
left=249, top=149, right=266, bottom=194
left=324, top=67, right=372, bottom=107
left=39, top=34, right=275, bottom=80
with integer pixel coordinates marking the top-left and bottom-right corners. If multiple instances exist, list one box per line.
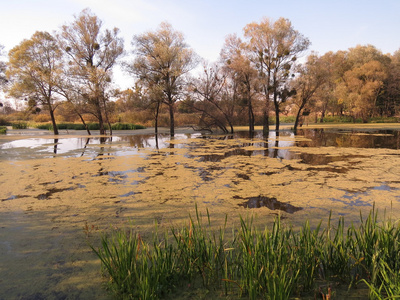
left=33, top=114, right=51, bottom=123
left=0, top=126, right=6, bottom=134
left=11, top=122, right=28, bottom=129
left=111, top=123, right=146, bottom=130
left=35, top=123, right=52, bottom=130
left=369, top=117, right=399, bottom=123
left=0, top=117, right=10, bottom=126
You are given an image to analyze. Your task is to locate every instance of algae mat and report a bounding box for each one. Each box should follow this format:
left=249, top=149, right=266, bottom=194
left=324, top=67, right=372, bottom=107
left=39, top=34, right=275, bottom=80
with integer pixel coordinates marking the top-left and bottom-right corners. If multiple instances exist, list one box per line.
left=1, top=125, right=400, bottom=299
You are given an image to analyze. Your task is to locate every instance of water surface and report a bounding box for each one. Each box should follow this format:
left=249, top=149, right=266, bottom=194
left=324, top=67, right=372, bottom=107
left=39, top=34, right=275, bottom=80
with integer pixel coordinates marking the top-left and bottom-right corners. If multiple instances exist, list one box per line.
left=1, top=125, right=400, bottom=299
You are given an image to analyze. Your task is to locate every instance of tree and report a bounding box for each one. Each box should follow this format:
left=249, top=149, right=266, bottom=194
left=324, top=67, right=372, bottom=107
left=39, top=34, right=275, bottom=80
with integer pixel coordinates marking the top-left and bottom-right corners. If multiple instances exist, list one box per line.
left=128, top=22, right=199, bottom=136
left=339, top=60, right=387, bottom=122
left=220, top=34, right=259, bottom=134
left=291, top=53, right=328, bottom=132
left=59, top=8, right=124, bottom=135
left=190, top=62, right=234, bottom=133
left=384, top=50, right=400, bottom=116
left=244, top=17, right=310, bottom=132
left=7, top=31, right=63, bottom=134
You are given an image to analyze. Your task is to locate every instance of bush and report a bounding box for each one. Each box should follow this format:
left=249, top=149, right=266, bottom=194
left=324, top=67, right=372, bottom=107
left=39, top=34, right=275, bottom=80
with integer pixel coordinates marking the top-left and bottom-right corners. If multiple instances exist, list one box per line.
left=35, top=122, right=145, bottom=131
left=369, top=117, right=399, bottom=123
left=0, top=126, right=6, bottom=134
left=11, top=122, right=28, bottom=129
left=111, top=123, right=146, bottom=130
left=35, top=123, right=51, bottom=130
left=0, top=117, right=10, bottom=126
left=33, top=114, right=51, bottom=123
left=319, top=116, right=359, bottom=123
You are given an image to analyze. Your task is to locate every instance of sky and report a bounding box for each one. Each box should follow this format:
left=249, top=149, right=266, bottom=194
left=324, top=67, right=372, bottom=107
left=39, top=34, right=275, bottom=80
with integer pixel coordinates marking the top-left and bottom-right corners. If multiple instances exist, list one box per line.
left=1, top=0, right=400, bottom=89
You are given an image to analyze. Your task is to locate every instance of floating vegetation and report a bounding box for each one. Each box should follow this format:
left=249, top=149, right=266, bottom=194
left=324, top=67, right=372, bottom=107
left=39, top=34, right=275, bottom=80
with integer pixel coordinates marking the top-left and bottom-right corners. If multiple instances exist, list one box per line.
left=91, top=205, right=400, bottom=299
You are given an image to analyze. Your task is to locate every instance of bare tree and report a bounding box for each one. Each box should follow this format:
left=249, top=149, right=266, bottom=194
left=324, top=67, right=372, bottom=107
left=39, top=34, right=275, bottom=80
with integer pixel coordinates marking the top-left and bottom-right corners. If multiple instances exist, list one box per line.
left=190, top=62, right=234, bottom=133
left=59, top=8, right=124, bottom=135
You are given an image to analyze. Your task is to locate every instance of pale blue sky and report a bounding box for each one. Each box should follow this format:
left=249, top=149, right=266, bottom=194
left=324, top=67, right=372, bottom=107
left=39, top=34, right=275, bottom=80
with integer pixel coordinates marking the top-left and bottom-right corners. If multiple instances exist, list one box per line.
left=1, top=0, right=399, bottom=88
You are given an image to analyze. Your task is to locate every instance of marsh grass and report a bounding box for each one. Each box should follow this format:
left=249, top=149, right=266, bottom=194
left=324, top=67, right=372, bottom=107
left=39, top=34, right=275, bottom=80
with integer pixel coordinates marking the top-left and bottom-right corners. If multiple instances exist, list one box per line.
left=91, top=205, right=400, bottom=299
left=35, top=122, right=145, bottom=131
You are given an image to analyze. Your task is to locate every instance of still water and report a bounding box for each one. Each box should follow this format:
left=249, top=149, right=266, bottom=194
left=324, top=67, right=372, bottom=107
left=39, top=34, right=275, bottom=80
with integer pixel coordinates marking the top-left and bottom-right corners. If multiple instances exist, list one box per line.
left=2, top=128, right=400, bottom=161
left=1, top=126, right=400, bottom=299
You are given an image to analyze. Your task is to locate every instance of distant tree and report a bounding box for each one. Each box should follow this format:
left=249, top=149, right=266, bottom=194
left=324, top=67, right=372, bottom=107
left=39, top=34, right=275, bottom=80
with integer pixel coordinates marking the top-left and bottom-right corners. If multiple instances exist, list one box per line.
left=347, top=44, right=391, bottom=68
left=127, top=22, right=199, bottom=136
left=221, top=34, right=259, bottom=134
left=244, top=17, right=310, bottom=132
left=291, top=53, right=329, bottom=132
left=339, top=60, right=387, bottom=122
left=59, top=8, right=124, bottom=135
left=384, top=50, right=400, bottom=116
left=7, top=31, right=63, bottom=134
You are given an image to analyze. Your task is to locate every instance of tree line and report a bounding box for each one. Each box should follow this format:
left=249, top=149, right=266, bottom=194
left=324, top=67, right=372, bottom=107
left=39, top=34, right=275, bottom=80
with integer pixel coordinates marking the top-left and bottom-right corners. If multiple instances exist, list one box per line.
left=1, top=9, right=400, bottom=136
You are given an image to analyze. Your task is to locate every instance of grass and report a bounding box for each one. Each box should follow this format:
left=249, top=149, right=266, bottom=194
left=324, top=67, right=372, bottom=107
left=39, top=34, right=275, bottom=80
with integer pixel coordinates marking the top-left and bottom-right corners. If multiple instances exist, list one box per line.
left=35, top=122, right=146, bottom=131
left=90, top=205, right=400, bottom=299
left=0, top=126, right=6, bottom=134
left=11, top=122, right=28, bottom=129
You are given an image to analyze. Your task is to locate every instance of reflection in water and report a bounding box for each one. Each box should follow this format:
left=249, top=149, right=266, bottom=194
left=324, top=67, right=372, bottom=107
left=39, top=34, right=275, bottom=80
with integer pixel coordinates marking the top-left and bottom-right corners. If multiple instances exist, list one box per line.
left=296, top=128, right=400, bottom=149
left=1, top=128, right=400, bottom=162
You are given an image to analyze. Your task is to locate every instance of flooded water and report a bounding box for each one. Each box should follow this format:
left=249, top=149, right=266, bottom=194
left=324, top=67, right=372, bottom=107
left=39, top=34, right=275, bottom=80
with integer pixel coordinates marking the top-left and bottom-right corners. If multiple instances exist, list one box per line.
left=1, top=125, right=400, bottom=299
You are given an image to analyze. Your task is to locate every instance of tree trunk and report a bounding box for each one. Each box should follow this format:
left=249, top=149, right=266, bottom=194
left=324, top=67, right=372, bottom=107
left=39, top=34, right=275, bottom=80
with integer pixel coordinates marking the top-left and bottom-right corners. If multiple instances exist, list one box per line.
left=76, top=112, right=91, bottom=135
left=154, top=100, right=160, bottom=135
left=262, top=109, right=269, bottom=136
left=248, top=99, right=254, bottom=135
left=294, top=99, right=307, bottom=134
left=169, top=102, right=175, bottom=137
left=97, top=104, right=105, bottom=135
left=47, top=101, right=58, bottom=135
left=102, top=95, right=112, bottom=136
left=274, top=97, right=280, bottom=131
left=294, top=107, right=302, bottom=134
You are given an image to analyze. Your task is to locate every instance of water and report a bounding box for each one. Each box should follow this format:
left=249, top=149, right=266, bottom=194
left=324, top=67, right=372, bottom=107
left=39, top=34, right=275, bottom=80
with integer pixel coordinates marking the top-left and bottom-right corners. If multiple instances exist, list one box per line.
left=1, top=128, right=399, bottom=161
left=1, top=126, right=400, bottom=299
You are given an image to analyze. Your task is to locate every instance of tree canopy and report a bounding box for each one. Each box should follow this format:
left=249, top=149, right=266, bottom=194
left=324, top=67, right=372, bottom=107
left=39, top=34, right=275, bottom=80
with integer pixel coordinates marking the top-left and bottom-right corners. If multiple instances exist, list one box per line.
left=3, top=11, right=400, bottom=134
left=127, top=22, right=199, bottom=136
left=7, top=31, right=63, bottom=134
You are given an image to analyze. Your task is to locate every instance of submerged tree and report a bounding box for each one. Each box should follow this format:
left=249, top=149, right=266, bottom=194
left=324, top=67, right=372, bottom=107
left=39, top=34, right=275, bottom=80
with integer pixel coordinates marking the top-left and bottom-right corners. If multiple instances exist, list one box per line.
left=244, top=17, right=310, bottom=132
left=127, top=22, right=199, bottom=136
left=59, top=8, right=124, bottom=134
left=7, top=31, right=63, bottom=134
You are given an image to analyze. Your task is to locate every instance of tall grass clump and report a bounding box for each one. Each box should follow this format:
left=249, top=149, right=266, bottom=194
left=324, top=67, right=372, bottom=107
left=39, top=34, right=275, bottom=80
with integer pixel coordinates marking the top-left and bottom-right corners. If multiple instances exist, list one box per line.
left=90, top=227, right=180, bottom=299
left=111, top=123, right=146, bottom=130
left=91, top=205, right=400, bottom=299
left=35, top=122, right=145, bottom=131
left=11, top=121, right=28, bottom=129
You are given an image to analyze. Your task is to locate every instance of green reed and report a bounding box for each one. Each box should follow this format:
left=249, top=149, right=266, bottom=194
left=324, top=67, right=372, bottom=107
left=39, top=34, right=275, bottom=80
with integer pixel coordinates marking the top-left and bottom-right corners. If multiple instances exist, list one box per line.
left=90, top=205, right=400, bottom=299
